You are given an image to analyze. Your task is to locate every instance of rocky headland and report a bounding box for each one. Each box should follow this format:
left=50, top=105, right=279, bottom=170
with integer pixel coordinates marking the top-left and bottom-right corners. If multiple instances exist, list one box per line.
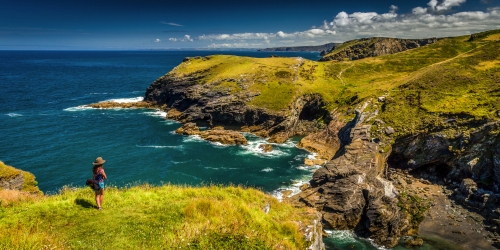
left=86, top=30, right=500, bottom=248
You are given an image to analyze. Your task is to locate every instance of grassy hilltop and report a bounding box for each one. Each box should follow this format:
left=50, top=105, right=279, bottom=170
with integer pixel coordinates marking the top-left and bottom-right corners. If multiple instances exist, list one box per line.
left=169, top=30, right=500, bottom=137
left=0, top=183, right=317, bottom=249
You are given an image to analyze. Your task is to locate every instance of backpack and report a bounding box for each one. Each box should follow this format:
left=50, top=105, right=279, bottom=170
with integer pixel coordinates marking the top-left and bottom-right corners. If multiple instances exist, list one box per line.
left=86, top=179, right=100, bottom=190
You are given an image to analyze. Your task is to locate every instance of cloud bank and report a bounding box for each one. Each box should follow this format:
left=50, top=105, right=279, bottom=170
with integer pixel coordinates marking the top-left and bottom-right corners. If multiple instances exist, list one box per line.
left=170, top=0, right=500, bottom=48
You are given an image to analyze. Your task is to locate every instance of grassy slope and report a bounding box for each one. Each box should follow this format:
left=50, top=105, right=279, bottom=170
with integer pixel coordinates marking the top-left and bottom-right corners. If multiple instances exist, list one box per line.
left=0, top=184, right=316, bottom=249
left=169, top=31, right=500, bottom=136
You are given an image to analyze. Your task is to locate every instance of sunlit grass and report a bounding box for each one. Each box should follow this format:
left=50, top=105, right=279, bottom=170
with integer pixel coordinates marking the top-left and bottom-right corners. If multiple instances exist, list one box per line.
left=0, top=184, right=317, bottom=249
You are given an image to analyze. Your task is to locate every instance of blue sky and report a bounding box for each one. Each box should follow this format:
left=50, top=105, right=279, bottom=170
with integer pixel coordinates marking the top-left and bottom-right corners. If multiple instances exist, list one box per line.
left=1, top=0, right=499, bottom=50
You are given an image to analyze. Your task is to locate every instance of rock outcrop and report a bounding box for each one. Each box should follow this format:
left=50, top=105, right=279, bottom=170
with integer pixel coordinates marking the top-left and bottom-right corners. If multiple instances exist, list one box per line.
left=175, top=123, right=248, bottom=145
left=145, top=70, right=330, bottom=141
left=0, top=161, right=41, bottom=194
left=319, top=37, right=438, bottom=61
left=87, top=101, right=159, bottom=109
left=290, top=106, right=410, bottom=248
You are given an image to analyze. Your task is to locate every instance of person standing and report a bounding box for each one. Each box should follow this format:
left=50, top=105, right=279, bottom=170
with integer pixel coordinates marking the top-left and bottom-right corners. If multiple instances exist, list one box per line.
left=92, top=157, right=107, bottom=210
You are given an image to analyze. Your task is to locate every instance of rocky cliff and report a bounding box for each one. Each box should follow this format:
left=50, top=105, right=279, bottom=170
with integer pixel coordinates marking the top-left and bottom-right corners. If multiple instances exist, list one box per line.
left=258, top=43, right=339, bottom=52
left=140, top=30, right=500, bottom=248
left=0, top=161, right=41, bottom=194
left=319, top=37, right=438, bottom=61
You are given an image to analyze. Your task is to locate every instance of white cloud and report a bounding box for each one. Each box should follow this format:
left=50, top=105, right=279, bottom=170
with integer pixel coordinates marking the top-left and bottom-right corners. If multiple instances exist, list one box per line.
left=390, top=5, right=399, bottom=14
left=161, top=21, right=183, bottom=26
left=154, top=38, right=160, bottom=43
left=168, top=35, right=193, bottom=42
left=194, top=0, right=500, bottom=48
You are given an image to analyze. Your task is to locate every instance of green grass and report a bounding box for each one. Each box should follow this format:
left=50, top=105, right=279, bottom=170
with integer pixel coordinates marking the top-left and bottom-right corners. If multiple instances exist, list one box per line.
left=0, top=184, right=317, bottom=249
left=161, top=30, right=500, bottom=136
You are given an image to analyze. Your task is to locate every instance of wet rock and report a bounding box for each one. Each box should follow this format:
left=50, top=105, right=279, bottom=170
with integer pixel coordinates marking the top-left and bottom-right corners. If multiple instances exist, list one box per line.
left=175, top=123, right=247, bottom=145
left=87, top=101, right=159, bottom=109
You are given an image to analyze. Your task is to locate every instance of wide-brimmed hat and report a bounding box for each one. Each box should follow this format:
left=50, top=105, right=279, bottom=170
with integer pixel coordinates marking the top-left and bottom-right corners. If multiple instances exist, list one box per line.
left=93, top=157, right=106, bottom=165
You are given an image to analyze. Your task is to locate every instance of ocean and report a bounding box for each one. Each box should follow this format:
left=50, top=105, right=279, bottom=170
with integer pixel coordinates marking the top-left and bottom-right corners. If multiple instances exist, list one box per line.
left=0, top=50, right=444, bottom=249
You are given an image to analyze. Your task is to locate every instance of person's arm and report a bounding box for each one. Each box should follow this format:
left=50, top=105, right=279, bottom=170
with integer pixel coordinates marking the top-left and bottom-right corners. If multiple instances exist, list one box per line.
left=100, top=168, right=107, bottom=180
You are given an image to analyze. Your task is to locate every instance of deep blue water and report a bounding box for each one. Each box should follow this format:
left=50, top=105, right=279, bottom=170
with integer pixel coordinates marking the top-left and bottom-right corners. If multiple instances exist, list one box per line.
left=0, top=50, right=450, bottom=249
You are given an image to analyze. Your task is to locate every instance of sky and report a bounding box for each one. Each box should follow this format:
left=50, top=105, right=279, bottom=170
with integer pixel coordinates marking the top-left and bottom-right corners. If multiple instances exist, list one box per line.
left=1, top=0, right=499, bottom=50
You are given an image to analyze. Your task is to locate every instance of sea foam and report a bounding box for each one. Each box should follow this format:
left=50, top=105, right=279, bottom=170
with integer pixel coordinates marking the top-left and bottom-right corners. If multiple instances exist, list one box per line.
left=143, top=109, right=167, bottom=118
left=104, top=96, right=144, bottom=103
left=6, top=113, right=23, bottom=117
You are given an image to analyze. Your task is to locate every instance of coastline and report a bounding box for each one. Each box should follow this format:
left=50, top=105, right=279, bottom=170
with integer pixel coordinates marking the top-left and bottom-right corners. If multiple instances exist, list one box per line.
left=81, top=98, right=493, bottom=250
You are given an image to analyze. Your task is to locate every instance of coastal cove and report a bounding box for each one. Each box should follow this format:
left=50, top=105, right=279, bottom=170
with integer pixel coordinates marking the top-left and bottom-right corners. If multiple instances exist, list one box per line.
left=0, top=50, right=484, bottom=249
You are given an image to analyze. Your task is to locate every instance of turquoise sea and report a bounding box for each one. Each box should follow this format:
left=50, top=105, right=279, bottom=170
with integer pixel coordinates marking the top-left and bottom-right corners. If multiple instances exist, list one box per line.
left=0, top=50, right=450, bottom=249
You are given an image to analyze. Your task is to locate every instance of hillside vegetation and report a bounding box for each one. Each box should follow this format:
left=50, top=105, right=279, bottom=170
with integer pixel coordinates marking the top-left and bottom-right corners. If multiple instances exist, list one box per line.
left=0, top=184, right=317, bottom=249
left=168, top=30, right=500, bottom=136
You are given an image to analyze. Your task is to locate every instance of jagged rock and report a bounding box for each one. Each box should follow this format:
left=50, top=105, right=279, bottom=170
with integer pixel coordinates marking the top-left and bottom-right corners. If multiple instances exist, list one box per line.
left=199, top=129, right=248, bottom=145
left=175, top=123, right=248, bottom=145
left=175, top=122, right=200, bottom=135
left=291, top=108, right=408, bottom=248
left=268, top=132, right=289, bottom=144
left=87, top=101, right=158, bottom=109
left=304, top=158, right=325, bottom=166
left=297, top=111, right=345, bottom=160
left=258, top=144, right=273, bottom=153
left=378, top=96, right=386, bottom=102
left=166, top=108, right=183, bottom=120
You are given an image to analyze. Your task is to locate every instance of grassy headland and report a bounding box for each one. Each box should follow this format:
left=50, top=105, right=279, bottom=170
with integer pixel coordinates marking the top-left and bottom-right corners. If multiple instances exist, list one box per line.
left=167, top=30, right=500, bottom=137
left=0, top=183, right=318, bottom=249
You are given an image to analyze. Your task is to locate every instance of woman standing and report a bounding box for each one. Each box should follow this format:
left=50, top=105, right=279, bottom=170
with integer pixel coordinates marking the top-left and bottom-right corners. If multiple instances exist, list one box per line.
left=92, top=157, right=107, bottom=210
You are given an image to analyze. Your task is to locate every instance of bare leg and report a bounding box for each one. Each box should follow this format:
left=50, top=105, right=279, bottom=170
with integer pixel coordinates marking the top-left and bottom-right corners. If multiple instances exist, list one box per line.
left=95, top=193, right=101, bottom=209
left=99, top=190, right=104, bottom=208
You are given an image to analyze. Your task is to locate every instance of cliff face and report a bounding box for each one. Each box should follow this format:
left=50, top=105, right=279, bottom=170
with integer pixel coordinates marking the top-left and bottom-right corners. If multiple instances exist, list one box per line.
left=145, top=66, right=330, bottom=141
left=319, top=37, right=438, bottom=61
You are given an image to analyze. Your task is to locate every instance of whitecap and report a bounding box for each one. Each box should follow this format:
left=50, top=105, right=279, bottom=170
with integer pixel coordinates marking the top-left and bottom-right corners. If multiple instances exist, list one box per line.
left=143, top=109, right=167, bottom=118
left=104, top=96, right=144, bottom=103
left=6, top=113, right=22, bottom=117
left=161, top=120, right=180, bottom=125
left=63, top=106, right=93, bottom=112
left=136, top=145, right=184, bottom=150
left=261, top=168, right=273, bottom=172
left=182, top=134, right=204, bottom=143
left=237, top=136, right=290, bottom=158
left=210, top=141, right=229, bottom=148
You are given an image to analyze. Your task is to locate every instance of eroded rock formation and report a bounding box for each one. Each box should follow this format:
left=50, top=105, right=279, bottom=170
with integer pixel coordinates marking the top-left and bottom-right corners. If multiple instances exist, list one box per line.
left=290, top=107, right=409, bottom=248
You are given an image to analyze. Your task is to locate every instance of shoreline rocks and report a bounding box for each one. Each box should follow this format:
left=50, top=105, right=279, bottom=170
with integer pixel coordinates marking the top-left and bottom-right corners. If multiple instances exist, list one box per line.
left=175, top=123, right=248, bottom=145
